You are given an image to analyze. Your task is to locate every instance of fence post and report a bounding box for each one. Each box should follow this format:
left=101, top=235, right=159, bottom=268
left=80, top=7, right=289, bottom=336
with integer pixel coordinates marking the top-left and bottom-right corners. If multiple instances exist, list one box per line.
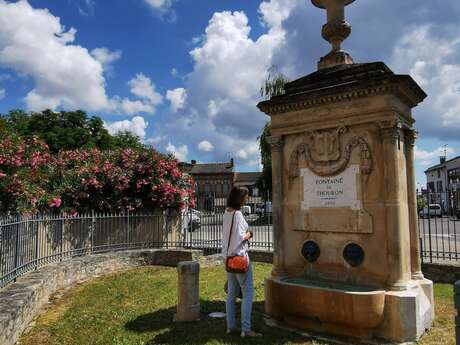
left=427, top=191, right=433, bottom=263
left=35, top=214, right=39, bottom=269
left=91, top=210, right=95, bottom=254
left=455, top=281, right=460, bottom=344
left=127, top=210, right=130, bottom=248
left=0, top=217, right=3, bottom=281
left=14, top=215, right=20, bottom=282
left=60, top=215, right=64, bottom=262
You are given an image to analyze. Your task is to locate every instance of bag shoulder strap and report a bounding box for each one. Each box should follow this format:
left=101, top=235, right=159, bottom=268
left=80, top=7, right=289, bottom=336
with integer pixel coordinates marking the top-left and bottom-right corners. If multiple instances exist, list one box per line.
left=226, top=211, right=236, bottom=257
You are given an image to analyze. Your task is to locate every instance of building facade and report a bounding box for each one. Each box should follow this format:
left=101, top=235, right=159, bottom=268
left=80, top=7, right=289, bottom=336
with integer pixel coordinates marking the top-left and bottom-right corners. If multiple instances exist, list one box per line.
left=180, top=159, right=263, bottom=212
left=425, top=156, right=460, bottom=213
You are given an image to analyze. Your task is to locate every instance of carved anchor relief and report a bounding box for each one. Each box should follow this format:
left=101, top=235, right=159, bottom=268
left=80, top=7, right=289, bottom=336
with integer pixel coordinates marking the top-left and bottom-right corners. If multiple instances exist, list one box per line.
left=289, top=126, right=373, bottom=178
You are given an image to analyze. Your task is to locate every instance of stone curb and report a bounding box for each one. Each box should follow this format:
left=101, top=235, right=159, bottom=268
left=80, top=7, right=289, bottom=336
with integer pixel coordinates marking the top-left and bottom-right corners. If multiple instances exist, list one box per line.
left=0, top=249, right=202, bottom=345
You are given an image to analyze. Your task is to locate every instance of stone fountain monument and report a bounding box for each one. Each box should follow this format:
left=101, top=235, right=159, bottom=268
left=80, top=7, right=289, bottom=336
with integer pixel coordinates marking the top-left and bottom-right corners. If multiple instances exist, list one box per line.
left=258, top=1, right=434, bottom=343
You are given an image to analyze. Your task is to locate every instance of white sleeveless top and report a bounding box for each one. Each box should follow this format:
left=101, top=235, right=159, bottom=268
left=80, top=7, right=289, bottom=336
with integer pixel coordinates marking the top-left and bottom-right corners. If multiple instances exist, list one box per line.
left=222, top=210, right=249, bottom=257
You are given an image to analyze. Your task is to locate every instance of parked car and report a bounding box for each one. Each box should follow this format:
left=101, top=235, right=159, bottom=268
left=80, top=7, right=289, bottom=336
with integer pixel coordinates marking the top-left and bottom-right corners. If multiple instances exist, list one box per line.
left=256, top=202, right=272, bottom=215
left=419, top=204, right=442, bottom=218
left=181, top=208, right=201, bottom=232
left=242, top=205, right=251, bottom=215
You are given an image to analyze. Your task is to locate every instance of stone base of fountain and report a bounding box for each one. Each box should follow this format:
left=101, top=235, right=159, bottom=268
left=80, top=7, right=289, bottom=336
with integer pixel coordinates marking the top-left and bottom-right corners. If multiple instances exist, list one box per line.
left=265, top=276, right=434, bottom=343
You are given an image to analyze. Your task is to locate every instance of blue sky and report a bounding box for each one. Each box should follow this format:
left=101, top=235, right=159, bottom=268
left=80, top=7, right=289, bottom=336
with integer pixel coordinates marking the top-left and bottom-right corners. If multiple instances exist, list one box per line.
left=0, top=0, right=460, bottom=187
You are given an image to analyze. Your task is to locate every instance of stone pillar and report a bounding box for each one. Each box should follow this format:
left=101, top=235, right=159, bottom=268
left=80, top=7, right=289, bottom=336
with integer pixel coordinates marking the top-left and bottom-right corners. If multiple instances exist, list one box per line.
left=267, top=136, right=285, bottom=277
left=405, top=130, right=424, bottom=280
left=381, top=122, right=408, bottom=291
left=174, top=261, right=200, bottom=322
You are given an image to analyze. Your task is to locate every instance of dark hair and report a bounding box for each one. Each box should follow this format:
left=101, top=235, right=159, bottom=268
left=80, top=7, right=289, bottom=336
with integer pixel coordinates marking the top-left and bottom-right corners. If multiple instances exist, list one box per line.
left=227, top=186, right=249, bottom=210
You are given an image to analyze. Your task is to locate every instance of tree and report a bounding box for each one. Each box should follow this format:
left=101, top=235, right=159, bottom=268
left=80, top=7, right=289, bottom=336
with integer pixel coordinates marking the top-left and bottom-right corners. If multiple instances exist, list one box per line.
left=0, top=109, right=141, bottom=152
left=257, top=67, right=289, bottom=199
left=260, top=66, right=289, bottom=100
left=112, top=131, right=144, bottom=150
left=256, top=123, right=272, bottom=200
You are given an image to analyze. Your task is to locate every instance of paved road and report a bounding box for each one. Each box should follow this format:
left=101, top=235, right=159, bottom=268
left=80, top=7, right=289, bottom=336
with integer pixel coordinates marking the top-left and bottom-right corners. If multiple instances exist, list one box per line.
left=186, top=214, right=460, bottom=259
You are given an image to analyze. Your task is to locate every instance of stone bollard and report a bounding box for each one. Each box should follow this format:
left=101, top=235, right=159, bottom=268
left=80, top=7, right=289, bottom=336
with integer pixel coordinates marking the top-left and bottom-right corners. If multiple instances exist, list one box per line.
left=456, top=281, right=460, bottom=344
left=174, top=261, right=200, bottom=322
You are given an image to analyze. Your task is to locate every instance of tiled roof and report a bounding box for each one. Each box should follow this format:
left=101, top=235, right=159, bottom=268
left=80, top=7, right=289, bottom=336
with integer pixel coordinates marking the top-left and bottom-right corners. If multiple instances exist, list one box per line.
left=234, top=172, right=261, bottom=183
left=190, top=162, right=234, bottom=174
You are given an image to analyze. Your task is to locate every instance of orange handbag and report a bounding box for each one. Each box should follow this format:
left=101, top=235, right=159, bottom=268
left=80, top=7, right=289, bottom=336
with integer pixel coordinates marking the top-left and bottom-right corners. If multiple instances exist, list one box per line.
left=225, top=211, right=249, bottom=274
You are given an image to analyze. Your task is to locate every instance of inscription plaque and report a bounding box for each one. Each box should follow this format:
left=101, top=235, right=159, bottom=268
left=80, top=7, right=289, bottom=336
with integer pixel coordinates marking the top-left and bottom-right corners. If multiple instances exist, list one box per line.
left=301, top=165, right=361, bottom=211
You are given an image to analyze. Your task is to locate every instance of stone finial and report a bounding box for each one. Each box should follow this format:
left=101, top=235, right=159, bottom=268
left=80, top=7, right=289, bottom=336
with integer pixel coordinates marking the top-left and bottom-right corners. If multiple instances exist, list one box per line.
left=311, top=0, right=355, bottom=70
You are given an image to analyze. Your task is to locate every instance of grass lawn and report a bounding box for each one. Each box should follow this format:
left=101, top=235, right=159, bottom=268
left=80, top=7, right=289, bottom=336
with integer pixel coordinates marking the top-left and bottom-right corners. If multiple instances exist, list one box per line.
left=18, top=264, right=455, bottom=345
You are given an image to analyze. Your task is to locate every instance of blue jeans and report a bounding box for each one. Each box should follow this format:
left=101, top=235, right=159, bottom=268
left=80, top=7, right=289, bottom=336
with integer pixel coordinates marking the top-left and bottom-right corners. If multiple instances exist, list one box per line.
left=226, top=261, right=254, bottom=332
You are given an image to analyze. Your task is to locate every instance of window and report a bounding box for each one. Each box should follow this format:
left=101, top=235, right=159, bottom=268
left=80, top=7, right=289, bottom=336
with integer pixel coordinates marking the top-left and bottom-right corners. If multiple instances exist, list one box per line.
left=438, top=170, right=441, bottom=178
left=448, top=168, right=460, bottom=185
left=436, top=181, right=443, bottom=193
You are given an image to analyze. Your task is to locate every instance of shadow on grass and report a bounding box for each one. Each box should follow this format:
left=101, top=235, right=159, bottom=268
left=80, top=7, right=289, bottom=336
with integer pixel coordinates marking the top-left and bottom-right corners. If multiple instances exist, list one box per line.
left=125, top=300, right=307, bottom=345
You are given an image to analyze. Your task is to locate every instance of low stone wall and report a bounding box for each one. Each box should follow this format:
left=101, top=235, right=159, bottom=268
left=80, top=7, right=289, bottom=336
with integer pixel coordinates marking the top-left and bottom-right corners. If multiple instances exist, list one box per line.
left=0, top=249, right=202, bottom=345
left=249, top=250, right=273, bottom=263
left=422, top=262, right=460, bottom=284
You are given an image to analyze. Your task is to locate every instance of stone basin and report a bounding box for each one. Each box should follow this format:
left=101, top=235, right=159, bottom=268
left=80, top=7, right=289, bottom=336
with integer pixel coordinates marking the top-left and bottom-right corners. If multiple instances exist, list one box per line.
left=265, top=276, right=386, bottom=335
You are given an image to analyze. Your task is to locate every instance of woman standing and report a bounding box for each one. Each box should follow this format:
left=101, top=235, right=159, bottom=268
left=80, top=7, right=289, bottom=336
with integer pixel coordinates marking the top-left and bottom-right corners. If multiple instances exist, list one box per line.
left=222, top=186, right=262, bottom=338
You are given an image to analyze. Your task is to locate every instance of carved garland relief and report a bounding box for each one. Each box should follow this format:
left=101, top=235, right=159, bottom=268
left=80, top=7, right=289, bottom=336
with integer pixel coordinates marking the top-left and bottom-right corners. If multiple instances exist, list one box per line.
left=289, top=126, right=373, bottom=178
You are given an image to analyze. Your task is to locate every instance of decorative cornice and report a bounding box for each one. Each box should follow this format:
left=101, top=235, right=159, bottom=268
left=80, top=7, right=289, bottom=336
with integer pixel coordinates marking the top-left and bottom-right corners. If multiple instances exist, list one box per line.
left=257, top=78, right=426, bottom=116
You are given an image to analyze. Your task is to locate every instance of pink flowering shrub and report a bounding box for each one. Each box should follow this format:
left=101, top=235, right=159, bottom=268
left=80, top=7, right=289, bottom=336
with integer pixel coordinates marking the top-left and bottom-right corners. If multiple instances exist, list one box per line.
left=0, top=135, right=195, bottom=214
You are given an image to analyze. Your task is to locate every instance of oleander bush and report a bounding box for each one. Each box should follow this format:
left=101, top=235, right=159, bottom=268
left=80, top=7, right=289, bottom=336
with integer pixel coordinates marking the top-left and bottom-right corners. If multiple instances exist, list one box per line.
left=0, top=134, right=195, bottom=214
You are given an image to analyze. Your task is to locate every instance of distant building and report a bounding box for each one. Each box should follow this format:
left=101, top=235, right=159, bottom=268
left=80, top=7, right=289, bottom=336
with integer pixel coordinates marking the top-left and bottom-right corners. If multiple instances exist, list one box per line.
left=181, top=159, right=263, bottom=212
left=189, top=159, right=234, bottom=197
left=424, top=156, right=460, bottom=213
left=186, top=159, right=234, bottom=211
left=233, top=172, right=262, bottom=197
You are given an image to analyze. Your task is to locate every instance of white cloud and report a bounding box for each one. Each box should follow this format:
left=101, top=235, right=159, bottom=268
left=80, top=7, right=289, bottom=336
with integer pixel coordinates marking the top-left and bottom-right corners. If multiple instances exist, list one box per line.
left=143, top=0, right=176, bottom=21
left=198, top=140, right=214, bottom=152
left=0, top=0, right=109, bottom=111
left=104, top=116, right=148, bottom=139
left=414, top=146, right=456, bottom=166
left=258, top=0, right=299, bottom=28
left=390, top=25, right=460, bottom=138
left=0, top=0, right=157, bottom=114
left=110, top=97, right=154, bottom=115
left=78, top=0, right=95, bottom=16
left=166, top=88, right=187, bottom=112
left=144, top=0, right=170, bottom=9
left=152, top=2, right=296, bottom=167
left=0, top=88, right=5, bottom=100
left=166, top=142, right=188, bottom=161
left=171, top=68, right=178, bottom=77
left=91, top=47, right=122, bottom=73
left=128, top=73, right=163, bottom=105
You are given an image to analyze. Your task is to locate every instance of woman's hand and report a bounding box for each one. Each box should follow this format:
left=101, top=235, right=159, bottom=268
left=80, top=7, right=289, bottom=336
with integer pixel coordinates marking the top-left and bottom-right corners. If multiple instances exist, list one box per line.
left=244, top=231, right=253, bottom=241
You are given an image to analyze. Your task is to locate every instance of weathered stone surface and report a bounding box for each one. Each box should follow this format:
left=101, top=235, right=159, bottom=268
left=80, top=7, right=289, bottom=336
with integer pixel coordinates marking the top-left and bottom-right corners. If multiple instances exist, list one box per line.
left=258, top=60, right=434, bottom=343
left=174, top=261, right=200, bottom=322
left=0, top=249, right=202, bottom=345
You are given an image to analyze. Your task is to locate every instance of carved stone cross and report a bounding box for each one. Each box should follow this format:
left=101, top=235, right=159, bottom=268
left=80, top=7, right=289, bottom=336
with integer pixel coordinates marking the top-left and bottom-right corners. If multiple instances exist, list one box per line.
left=311, top=0, right=356, bottom=70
